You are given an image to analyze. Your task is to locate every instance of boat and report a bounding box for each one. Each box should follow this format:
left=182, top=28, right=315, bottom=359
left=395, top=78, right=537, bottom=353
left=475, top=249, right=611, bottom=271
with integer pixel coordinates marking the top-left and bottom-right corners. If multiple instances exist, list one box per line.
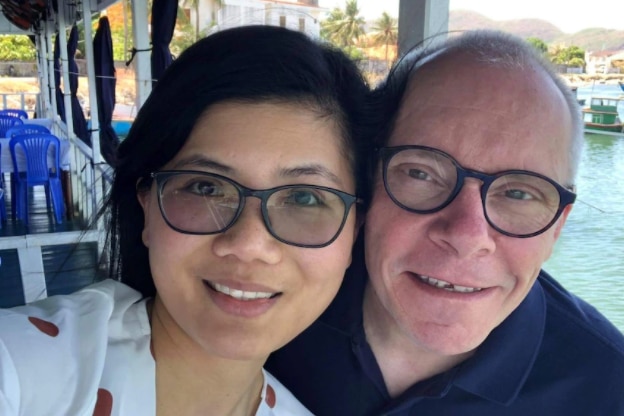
left=571, top=86, right=586, bottom=106
left=582, top=97, right=624, bottom=133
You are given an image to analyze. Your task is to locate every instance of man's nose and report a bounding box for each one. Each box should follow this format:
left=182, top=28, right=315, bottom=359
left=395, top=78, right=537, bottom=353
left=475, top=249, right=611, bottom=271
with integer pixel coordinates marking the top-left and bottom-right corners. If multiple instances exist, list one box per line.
left=428, top=181, right=496, bottom=258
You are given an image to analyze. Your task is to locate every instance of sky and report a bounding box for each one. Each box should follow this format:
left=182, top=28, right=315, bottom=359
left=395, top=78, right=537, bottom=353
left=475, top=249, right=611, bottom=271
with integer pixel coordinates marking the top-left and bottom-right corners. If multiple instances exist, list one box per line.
left=317, top=0, right=624, bottom=33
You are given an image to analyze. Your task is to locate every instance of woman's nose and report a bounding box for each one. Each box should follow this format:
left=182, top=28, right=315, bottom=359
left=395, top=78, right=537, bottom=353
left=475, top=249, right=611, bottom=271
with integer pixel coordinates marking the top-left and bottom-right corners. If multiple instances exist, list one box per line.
left=211, top=198, right=283, bottom=264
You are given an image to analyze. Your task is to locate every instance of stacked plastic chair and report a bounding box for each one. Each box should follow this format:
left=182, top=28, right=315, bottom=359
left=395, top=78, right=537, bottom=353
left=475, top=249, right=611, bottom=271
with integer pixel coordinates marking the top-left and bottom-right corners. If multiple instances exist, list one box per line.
left=5, top=124, right=50, bottom=138
left=0, top=115, right=23, bottom=137
left=0, top=145, right=6, bottom=227
left=9, top=133, right=64, bottom=225
left=5, top=124, right=53, bottom=218
left=0, top=109, right=28, bottom=120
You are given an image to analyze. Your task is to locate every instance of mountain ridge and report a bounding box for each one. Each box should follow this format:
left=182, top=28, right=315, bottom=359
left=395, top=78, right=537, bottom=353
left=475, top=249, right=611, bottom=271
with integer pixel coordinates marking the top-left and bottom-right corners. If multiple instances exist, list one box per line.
left=448, top=10, right=624, bottom=51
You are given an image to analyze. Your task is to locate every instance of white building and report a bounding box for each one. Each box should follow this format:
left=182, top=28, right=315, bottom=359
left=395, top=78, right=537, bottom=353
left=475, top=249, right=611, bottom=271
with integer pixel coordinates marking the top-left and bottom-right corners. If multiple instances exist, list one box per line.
left=184, top=0, right=324, bottom=38
left=585, top=50, right=623, bottom=74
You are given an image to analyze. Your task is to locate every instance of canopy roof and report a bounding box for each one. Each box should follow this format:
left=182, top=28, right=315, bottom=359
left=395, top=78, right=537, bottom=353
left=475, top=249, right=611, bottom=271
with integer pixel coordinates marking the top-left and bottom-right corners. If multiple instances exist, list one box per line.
left=0, top=0, right=116, bottom=33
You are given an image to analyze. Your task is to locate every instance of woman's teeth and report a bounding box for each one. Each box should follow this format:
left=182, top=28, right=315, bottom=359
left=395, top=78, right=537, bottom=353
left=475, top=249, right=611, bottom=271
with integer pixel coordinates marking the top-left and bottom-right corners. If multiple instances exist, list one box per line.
left=212, top=282, right=276, bottom=300
left=418, top=275, right=483, bottom=293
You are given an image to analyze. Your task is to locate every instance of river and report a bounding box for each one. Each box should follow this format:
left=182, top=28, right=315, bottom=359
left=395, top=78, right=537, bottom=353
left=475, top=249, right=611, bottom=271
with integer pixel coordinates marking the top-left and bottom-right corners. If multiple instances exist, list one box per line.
left=543, top=84, right=624, bottom=332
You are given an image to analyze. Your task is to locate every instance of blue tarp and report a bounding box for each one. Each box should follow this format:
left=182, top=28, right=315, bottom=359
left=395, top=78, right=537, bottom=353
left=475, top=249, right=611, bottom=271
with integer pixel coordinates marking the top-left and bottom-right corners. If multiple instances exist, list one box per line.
left=93, top=16, right=119, bottom=166
left=67, top=25, right=89, bottom=145
left=52, top=34, right=65, bottom=121
left=150, top=0, right=177, bottom=85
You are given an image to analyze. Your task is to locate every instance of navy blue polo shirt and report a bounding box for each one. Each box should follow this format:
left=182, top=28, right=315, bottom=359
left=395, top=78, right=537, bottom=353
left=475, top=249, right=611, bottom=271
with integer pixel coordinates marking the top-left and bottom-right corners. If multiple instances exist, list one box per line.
left=266, top=251, right=624, bottom=415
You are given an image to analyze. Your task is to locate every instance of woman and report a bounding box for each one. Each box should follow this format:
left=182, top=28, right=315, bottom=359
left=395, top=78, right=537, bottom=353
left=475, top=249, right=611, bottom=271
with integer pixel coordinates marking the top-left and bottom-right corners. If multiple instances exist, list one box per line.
left=0, top=26, right=370, bottom=415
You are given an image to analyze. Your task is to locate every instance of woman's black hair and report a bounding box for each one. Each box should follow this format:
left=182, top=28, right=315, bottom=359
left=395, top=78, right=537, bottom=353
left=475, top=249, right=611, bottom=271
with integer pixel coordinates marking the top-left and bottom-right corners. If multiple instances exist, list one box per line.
left=103, top=25, right=371, bottom=297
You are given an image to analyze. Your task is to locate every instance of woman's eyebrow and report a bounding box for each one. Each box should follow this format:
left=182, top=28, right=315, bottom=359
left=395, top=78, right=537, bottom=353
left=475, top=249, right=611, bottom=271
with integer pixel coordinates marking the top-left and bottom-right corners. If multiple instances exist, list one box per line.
left=171, top=157, right=344, bottom=187
left=170, top=155, right=232, bottom=174
left=280, top=164, right=344, bottom=187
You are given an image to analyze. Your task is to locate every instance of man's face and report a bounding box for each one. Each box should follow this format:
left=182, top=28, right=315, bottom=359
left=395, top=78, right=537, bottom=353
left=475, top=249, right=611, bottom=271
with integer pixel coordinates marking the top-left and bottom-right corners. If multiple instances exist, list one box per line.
left=364, top=54, right=574, bottom=356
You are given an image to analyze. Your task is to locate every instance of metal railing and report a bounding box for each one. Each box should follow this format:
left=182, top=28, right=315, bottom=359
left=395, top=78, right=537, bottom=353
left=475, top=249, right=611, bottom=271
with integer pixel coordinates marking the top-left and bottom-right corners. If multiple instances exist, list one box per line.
left=0, top=92, right=41, bottom=119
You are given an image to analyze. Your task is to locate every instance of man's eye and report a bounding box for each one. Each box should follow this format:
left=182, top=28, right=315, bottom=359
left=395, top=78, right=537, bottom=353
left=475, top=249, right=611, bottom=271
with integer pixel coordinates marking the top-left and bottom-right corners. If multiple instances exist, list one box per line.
left=505, top=189, right=533, bottom=200
left=408, top=169, right=431, bottom=180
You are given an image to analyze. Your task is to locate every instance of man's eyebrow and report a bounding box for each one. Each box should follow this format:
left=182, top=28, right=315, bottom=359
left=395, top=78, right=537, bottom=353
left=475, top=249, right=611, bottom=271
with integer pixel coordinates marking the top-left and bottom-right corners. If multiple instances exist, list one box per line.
left=280, top=165, right=344, bottom=187
left=170, top=155, right=233, bottom=174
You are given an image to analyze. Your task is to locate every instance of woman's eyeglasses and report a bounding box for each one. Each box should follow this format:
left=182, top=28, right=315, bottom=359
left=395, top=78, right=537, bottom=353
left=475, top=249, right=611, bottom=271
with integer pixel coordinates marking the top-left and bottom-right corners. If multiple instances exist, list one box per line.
left=148, top=170, right=359, bottom=248
left=379, top=145, right=576, bottom=238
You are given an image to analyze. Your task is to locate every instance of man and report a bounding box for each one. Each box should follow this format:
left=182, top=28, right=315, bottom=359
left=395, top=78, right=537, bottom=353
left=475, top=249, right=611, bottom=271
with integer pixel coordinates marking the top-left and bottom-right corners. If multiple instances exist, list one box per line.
left=266, top=30, right=624, bottom=415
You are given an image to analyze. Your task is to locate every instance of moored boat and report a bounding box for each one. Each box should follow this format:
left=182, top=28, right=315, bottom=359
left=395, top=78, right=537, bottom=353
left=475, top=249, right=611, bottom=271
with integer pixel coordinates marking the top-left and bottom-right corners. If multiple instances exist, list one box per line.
left=582, top=97, right=624, bottom=133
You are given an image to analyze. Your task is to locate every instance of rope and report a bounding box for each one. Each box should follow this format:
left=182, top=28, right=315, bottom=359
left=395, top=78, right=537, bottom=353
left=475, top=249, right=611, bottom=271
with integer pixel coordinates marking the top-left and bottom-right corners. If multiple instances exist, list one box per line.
left=125, top=47, right=152, bottom=67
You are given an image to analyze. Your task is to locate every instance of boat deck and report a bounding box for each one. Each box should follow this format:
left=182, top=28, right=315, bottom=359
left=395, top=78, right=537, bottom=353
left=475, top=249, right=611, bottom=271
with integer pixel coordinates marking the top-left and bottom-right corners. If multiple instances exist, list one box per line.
left=0, top=176, right=105, bottom=308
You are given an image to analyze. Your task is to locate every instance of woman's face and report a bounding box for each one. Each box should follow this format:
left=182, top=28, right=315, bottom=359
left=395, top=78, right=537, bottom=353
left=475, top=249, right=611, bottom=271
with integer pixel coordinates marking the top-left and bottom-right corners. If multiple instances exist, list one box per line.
left=139, top=101, right=358, bottom=361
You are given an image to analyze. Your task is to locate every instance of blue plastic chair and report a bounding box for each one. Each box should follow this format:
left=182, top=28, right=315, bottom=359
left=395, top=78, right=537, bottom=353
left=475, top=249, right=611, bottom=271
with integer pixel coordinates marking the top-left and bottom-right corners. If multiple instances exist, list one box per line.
left=0, top=115, right=23, bottom=137
left=5, top=124, right=51, bottom=138
left=0, top=109, right=28, bottom=120
left=5, top=124, right=52, bottom=218
left=9, top=133, right=64, bottom=225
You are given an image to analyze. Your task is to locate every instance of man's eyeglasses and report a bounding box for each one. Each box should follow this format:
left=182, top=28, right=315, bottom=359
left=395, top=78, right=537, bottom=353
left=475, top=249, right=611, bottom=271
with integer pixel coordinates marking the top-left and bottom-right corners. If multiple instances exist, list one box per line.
left=148, top=170, right=359, bottom=248
left=379, top=145, right=577, bottom=238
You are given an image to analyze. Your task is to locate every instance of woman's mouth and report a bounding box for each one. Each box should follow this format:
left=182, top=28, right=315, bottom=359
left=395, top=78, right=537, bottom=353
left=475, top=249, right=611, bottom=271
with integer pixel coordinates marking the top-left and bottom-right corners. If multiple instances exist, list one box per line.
left=205, top=281, right=279, bottom=301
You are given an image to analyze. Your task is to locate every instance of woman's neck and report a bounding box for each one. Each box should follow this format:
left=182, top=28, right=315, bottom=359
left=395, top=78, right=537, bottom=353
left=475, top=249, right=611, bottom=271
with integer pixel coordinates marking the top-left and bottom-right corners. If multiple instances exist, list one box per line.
left=148, top=298, right=266, bottom=416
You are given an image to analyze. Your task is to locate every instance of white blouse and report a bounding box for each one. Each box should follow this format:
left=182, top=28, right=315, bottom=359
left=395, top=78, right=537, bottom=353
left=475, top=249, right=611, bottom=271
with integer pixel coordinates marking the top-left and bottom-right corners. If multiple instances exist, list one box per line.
left=0, top=280, right=313, bottom=416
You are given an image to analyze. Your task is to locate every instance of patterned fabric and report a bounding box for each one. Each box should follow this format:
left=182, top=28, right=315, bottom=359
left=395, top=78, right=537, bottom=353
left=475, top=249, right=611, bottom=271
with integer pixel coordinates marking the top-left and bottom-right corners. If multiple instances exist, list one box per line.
left=0, top=280, right=312, bottom=416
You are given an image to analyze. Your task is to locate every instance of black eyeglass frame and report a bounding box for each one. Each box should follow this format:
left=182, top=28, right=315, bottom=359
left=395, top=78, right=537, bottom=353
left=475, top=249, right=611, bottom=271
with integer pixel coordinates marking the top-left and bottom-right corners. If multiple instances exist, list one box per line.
left=379, top=145, right=577, bottom=238
left=149, top=170, right=360, bottom=248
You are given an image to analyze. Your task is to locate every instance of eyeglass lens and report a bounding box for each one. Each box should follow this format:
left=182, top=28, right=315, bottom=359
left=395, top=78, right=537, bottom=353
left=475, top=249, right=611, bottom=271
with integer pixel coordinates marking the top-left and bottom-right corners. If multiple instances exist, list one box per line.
left=156, top=172, right=352, bottom=247
left=384, top=147, right=563, bottom=236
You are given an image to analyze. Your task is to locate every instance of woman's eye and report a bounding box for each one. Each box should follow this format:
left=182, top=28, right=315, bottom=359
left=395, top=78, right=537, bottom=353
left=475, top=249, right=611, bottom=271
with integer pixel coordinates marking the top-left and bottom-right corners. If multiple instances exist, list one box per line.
left=187, top=181, right=223, bottom=197
left=285, top=190, right=323, bottom=206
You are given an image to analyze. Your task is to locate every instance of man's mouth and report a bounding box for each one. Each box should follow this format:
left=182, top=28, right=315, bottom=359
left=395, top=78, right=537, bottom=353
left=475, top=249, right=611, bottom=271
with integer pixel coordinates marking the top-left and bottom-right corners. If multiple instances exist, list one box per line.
left=417, top=275, right=483, bottom=293
left=206, top=282, right=279, bottom=301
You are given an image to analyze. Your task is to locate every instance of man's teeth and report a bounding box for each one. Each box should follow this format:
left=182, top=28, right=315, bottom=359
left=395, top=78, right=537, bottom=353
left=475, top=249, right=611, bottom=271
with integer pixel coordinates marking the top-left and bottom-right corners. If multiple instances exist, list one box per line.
left=213, top=283, right=275, bottom=300
left=418, top=275, right=483, bottom=293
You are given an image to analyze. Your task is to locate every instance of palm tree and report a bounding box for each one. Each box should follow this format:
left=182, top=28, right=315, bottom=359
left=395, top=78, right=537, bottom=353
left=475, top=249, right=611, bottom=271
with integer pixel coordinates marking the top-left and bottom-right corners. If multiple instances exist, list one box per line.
left=370, top=12, right=398, bottom=67
left=321, top=0, right=365, bottom=49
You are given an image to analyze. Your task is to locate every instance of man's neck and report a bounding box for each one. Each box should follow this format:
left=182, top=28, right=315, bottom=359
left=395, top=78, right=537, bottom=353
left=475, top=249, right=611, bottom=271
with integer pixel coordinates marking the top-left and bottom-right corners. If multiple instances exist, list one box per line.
left=362, top=283, right=473, bottom=398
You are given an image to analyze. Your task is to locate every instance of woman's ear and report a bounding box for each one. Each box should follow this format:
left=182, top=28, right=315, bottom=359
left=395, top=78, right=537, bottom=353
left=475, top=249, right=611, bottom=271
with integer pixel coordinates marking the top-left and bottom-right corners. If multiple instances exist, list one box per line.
left=136, top=179, right=152, bottom=247
left=354, top=213, right=365, bottom=242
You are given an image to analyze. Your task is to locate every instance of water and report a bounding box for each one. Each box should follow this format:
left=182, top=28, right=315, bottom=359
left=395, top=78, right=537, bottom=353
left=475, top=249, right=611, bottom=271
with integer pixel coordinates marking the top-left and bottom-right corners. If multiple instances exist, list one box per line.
left=543, top=84, right=624, bottom=332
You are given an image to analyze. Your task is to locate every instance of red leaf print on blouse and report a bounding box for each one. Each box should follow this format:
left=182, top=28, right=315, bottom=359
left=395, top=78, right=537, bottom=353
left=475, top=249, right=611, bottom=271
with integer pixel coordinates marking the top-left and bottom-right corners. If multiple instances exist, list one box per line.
left=27, top=317, right=59, bottom=337
left=92, top=388, right=113, bottom=416
left=265, top=384, right=276, bottom=409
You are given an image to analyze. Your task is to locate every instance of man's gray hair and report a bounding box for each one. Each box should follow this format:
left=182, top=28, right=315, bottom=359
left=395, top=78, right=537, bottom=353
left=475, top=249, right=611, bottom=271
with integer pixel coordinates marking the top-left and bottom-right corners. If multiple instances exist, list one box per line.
left=389, top=30, right=584, bottom=184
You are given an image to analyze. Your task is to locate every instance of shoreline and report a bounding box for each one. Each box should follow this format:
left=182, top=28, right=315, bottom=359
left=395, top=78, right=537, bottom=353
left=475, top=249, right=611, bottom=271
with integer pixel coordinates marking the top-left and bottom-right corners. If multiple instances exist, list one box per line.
left=561, top=73, right=624, bottom=88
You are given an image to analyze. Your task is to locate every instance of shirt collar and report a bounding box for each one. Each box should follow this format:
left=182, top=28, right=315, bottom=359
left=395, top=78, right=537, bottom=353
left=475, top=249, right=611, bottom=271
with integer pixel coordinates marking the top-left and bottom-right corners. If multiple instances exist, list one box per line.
left=320, top=239, right=547, bottom=406
left=453, top=277, right=546, bottom=405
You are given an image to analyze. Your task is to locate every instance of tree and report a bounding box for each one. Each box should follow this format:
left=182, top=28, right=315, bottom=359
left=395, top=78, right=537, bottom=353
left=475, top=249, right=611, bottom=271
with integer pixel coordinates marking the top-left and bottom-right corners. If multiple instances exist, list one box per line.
left=0, top=35, right=36, bottom=61
left=526, top=37, right=548, bottom=55
left=183, top=0, right=201, bottom=42
left=551, top=45, right=585, bottom=67
left=370, top=12, right=398, bottom=66
left=321, top=0, right=366, bottom=52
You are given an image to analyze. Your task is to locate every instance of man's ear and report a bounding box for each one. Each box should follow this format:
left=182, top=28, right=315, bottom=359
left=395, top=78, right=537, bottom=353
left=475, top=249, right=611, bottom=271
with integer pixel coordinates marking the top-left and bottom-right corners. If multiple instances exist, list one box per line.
left=553, top=203, right=573, bottom=241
